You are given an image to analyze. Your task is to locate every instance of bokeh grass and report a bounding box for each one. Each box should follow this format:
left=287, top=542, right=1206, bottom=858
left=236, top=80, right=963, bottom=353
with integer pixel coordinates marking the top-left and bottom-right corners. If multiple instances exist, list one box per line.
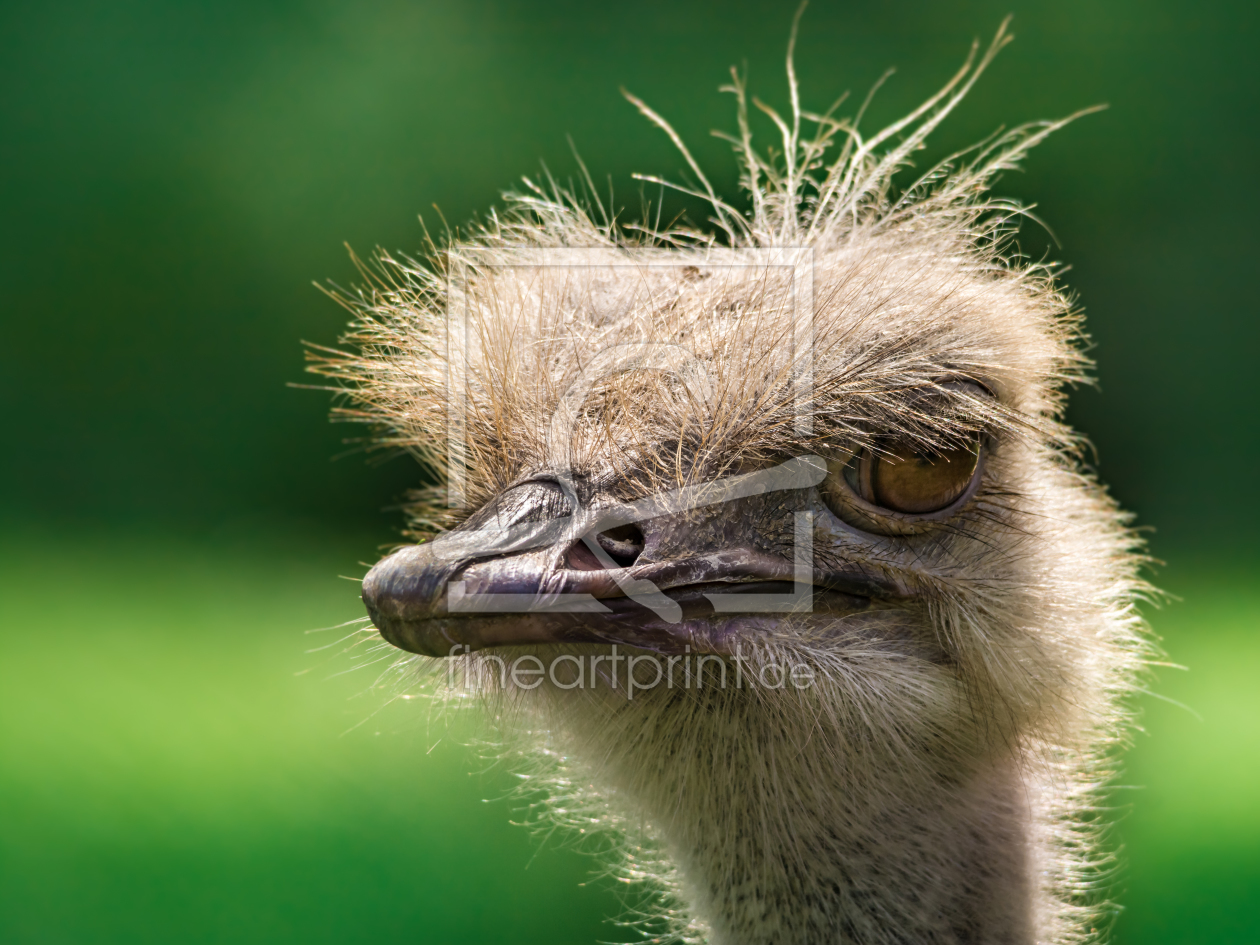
left=0, top=530, right=1255, bottom=944
left=1111, top=560, right=1260, bottom=945
left=0, top=529, right=620, bottom=944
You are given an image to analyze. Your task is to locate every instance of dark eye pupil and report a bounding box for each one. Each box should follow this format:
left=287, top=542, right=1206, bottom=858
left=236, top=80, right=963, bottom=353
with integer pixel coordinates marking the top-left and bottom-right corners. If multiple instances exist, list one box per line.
left=870, top=444, right=978, bottom=514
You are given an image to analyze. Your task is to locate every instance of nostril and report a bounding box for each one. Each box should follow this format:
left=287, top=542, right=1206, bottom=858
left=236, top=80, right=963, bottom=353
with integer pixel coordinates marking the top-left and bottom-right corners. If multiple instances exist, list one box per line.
left=599, top=524, right=644, bottom=566
left=566, top=523, right=645, bottom=570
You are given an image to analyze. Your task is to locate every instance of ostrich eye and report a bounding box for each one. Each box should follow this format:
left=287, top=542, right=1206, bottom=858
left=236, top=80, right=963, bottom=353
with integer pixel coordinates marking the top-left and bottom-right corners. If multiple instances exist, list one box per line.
left=868, top=443, right=979, bottom=514
left=830, top=439, right=982, bottom=519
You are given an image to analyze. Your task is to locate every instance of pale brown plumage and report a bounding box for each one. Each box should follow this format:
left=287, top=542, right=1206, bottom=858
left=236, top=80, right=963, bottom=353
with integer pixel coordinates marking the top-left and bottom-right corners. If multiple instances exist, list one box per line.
left=310, top=17, right=1151, bottom=945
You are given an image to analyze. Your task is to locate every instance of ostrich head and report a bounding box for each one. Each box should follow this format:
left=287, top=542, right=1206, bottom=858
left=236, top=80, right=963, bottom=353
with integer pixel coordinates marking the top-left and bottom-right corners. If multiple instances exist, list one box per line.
left=311, top=18, right=1148, bottom=945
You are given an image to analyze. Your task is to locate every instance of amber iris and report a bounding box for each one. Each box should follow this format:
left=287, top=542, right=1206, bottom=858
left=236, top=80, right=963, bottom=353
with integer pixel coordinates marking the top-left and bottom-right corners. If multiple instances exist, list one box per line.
left=868, top=444, right=979, bottom=514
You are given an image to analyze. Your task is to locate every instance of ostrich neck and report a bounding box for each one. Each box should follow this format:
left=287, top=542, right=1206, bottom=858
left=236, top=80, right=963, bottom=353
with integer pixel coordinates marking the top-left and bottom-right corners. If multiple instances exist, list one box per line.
left=594, top=732, right=1038, bottom=945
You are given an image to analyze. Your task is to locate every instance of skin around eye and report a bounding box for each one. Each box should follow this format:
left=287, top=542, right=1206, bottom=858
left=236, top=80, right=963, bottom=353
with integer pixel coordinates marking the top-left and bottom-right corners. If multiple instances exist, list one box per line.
left=869, top=444, right=979, bottom=514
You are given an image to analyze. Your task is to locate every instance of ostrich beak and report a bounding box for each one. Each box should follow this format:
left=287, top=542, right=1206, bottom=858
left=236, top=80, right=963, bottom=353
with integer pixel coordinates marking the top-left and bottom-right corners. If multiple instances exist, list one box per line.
left=362, top=457, right=902, bottom=656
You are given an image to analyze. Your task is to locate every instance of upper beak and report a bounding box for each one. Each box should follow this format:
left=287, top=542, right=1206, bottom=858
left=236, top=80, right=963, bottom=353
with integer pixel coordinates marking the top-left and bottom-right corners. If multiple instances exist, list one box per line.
left=361, top=457, right=900, bottom=656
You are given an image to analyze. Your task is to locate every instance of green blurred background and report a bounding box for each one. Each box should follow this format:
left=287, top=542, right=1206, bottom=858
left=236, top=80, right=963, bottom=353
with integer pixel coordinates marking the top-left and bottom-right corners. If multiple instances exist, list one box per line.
left=1, top=1, right=1255, bottom=942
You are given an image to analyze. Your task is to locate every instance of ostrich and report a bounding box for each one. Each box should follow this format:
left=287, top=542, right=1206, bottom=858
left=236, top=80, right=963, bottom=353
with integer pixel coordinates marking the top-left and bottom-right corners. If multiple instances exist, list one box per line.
left=310, top=17, right=1149, bottom=945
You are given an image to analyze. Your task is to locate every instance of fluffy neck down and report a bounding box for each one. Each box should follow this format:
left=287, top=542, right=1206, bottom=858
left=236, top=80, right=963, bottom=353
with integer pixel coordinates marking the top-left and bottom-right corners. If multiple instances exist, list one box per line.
left=521, top=659, right=1063, bottom=945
